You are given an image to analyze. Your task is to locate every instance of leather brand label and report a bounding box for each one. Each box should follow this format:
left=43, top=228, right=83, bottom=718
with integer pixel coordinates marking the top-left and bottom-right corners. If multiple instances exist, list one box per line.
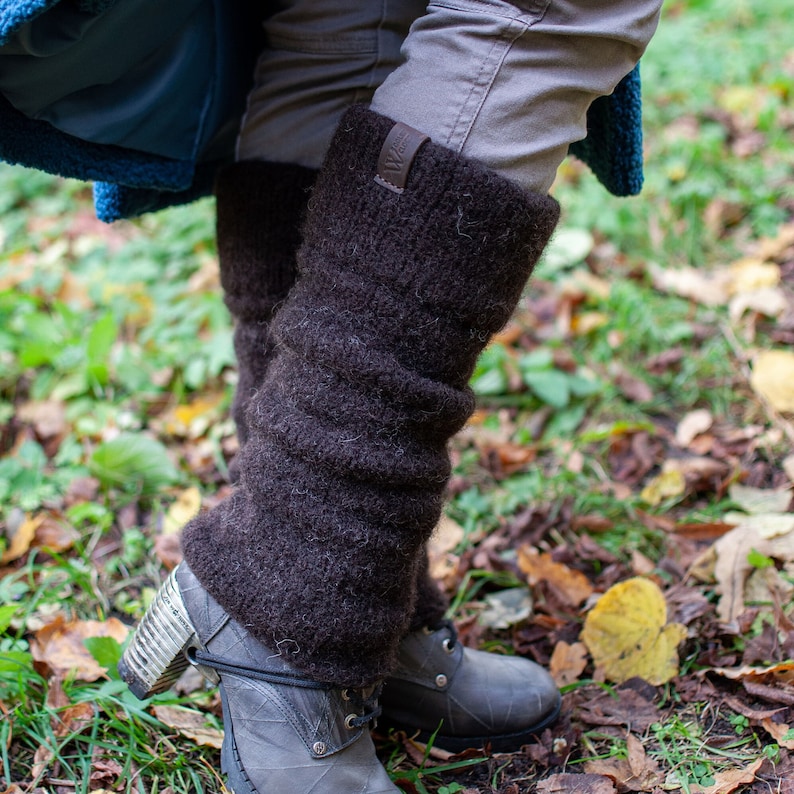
left=374, top=123, right=430, bottom=194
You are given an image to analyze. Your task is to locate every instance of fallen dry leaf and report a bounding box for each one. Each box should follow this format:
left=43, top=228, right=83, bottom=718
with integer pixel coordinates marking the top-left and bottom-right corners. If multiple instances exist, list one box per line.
left=729, top=483, right=792, bottom=514
left=152, top=705, right=224, bottom=748
left=585, top=734, right=662, bottom=792
left=427, top=515, right=465, bottom=584
left=705, top=662, right=794, bottom=706
left=53, top=701, right=95, bottom=738
left=31, top=743, right=54, bottom=782
left=756, top=222, right=794, bottom=261
left=549, top=641, right=588, bottom=687
left=574, top=685, right=662, bottom=732
left=518, top=546, right=594, bottom=607
left=651, top=265, right=730, bottom=306
left=1, top=512, right=44, bottom=564
left=729, top=286, right=788, bottom=322
left=689, top=757, right=764, bottom=794
left=162, top=486, right=202, bottom=535
left=784, top=454, right=794, bottom=484
left=17, top=400, right=67, bottom=439
left=760, top=717, right=794, bottom=749
left=89, top=756, right=124, bottom=789
left=581, top=577, right=687, bottom=685
left=675, top=409, right=714, bottom=448
left=712, top=515, right=794, bottom=624
left=726, top=258, right=780, bottom=294
left=478, top=587, right=533, bottom=630
left=640, top=466, right=686, bottom=507
left=154, top=532, right=184, bottom=570
left=750, top=350, right=794, bottom=412
left=537, top=772, right=616, bottom=794
left=34, top=513, right=80, bottom=554
left=31, top=616, right=129, bottom=681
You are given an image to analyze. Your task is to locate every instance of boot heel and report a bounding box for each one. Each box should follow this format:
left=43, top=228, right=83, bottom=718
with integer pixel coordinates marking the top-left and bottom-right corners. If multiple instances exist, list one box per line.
left=118, top=568, right=197, bottom=699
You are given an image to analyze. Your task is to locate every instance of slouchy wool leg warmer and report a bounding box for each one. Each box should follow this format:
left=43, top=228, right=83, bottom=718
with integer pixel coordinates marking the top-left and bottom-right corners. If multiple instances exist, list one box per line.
left=217, top=160, right=449, bottom=628
left=183, top=106, right=559, bottom=687
left=216, top=161, right=316, bottom=471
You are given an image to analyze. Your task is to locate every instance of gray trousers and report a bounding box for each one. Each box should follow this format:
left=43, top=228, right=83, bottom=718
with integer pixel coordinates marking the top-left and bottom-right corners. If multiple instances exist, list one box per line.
left=237, top=0, right=662, bottom=193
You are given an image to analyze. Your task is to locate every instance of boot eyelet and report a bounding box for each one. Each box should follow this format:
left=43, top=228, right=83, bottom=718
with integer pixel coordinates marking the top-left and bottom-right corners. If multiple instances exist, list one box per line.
left=435, top=674, right=448, bottom=688
left=341, top=689, right=351, bottom=701
left=344, top=713, right=359, bottom=730
left=442, top=638, right=454, bottom=654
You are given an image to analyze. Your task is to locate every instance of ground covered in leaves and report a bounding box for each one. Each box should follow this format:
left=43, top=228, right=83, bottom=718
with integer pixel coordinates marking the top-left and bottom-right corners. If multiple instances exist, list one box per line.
left=1, top=1, right=794, bottom=793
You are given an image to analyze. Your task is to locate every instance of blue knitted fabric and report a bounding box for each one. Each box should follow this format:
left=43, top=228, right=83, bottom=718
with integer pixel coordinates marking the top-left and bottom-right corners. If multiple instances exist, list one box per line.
left=0, top=0, right=116, bottom=44
left=0, top=0, right=645, bottom=219
left=568, top=64, right=644, bottom=196
left=0, top=0, right=53, bottom=43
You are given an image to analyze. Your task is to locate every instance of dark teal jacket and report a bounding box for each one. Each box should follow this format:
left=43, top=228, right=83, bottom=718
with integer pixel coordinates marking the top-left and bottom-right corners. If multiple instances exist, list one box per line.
left=0, top=0, right=645, bottom=221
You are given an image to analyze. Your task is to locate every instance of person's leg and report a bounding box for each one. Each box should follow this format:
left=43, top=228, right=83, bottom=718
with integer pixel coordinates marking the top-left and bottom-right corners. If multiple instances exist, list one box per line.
left=225, top=0, right=455, bottom=628
left=235, top=0, right=427, bottom=168
left=221, top=0, right=421, bottom=477
left=122, top=106, right=560, bottom=791
left=121, top=0, right=664, bottom=788
left=215, top=161, right=316, bottom=482
left=370, top=0, right=663, bottom=194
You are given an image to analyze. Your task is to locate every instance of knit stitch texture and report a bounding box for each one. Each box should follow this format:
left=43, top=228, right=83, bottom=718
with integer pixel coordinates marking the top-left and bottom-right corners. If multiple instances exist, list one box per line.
left=215, top=161, right=316, bottom=463
left=181, top=106, right=560, bottom=686
left=215, top=159, right=451, bottom=626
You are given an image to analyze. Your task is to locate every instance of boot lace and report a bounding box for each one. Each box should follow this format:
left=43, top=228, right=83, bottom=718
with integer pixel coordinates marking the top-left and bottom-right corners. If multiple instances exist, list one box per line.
left=188, top=648, right=382, bottom=728
left=341, top=684, right=383, bottom=729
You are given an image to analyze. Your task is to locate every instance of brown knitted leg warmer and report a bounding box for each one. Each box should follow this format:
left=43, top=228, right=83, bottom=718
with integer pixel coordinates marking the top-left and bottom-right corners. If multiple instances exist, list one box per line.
left=217, top=159, right=450, bottom=629
left=215, top=161, right=316, bottom=480
left=182, top=106, right=559, bottom=687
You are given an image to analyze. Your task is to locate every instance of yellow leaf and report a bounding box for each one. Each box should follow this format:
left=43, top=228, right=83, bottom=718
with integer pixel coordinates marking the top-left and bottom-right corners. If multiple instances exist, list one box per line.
left=163, top=395, right=226, bottom=438
left=581, top=577, right=687, bottom=685
left=571, top=312, right=609, bottom=336
left=640, top=467, right=686, bottom=507
left=750, top=350, right=794, bottom=412
left=162, top=487, right=202, bottom=536
left=726, top=258, right=780, bottom=295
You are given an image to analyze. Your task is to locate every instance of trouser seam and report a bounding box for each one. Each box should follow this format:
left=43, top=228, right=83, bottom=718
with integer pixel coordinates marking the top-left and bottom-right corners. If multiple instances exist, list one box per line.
left=445, top=16, right=528, bottom=151
left=429, top=0, right=549, bottom=26
left=266, top=32, right=378, bottom=55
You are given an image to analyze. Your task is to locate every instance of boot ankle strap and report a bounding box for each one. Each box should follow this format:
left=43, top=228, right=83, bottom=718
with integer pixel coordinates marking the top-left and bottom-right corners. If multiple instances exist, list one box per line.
left=189, top=647, right=331, bottom=690
left=188, top=648, right=383, bottom=726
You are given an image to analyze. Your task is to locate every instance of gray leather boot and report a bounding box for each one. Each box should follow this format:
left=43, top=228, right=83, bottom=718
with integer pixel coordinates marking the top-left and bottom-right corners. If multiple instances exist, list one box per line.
left=119, top=563, right=399, bottom=794
left=381, top=622, right=560, bottom=752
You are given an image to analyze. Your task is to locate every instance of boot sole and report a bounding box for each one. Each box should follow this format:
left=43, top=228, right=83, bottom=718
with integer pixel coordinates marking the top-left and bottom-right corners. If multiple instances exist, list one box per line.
left=118, top=567, right=199, bottom=699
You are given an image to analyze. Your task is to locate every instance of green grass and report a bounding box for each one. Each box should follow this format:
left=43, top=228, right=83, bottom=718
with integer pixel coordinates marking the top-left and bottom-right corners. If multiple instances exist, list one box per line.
left=1, top=0, right=793, bottom=790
